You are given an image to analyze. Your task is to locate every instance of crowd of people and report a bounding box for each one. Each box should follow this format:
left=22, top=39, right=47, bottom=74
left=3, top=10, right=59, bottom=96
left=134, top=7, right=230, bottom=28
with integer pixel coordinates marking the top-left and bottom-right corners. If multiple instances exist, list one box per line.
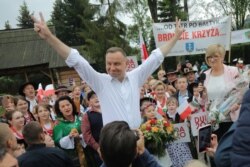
left=0, top=13, right=250, bottom=167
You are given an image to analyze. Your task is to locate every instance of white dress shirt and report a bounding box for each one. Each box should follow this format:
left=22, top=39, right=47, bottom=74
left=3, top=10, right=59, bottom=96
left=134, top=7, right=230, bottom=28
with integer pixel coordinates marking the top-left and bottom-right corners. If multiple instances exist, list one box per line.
left=66, top=48, right=164, bottom=128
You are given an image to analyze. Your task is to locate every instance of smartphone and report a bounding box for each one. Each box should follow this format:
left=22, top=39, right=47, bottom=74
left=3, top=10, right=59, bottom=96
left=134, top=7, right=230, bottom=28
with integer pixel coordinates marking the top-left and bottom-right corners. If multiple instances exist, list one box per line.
left=198, top=124, right=212, bottom=152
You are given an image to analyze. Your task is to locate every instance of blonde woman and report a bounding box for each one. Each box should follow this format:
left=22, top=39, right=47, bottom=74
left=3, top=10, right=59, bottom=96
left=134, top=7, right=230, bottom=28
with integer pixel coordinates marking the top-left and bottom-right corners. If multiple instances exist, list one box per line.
left=204, top=44, right=239, bottom=140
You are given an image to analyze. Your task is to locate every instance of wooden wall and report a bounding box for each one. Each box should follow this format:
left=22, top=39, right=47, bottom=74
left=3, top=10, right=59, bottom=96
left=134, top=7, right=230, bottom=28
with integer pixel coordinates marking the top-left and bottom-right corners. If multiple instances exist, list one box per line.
left=56, top=68, right=82, bottom=88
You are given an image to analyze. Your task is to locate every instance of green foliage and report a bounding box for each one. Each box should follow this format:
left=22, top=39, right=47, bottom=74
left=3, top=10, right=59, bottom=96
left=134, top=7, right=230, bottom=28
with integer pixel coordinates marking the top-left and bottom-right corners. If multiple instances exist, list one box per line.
left=51, top=0, right=133, bottom=71
left=230, top=0, right=250, bottom=29
left=214, top=0, right=250, bottom=30
left=158, top=0, right=187, bottom=22
left=17, top=1, right=33, bottom=28
left=0, top=75, right=22, bottom=95
left=4, top=20, right=11, bottom=30
left=51, top=0, right=88, bottom=46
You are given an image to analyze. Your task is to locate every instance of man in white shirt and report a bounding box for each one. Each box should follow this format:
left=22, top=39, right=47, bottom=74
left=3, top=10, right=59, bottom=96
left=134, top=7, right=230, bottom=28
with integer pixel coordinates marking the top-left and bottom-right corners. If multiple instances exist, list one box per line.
left=32, top=13, right=184, bottom=128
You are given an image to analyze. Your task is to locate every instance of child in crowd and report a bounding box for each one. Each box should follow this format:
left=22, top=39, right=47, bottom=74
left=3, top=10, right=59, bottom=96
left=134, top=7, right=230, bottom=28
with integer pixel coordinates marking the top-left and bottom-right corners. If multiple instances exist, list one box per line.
left=72, top=85, right=86, bottom=114
left=166, top=97, right=193, bottom=167
left=1, top=95, right=15, bottom=112
left=153, top=81, right=170, bottom=115
left=140, top=97, right=172, bottom=167
left=5, top=110, right=27, bottom=152
left=189, top=83, right=207, bottom=114
left=34, top=104, right=55, bottom=137
left=14, top=96, right=36, bottom=124
left=174, top=76, right=192, bottom=106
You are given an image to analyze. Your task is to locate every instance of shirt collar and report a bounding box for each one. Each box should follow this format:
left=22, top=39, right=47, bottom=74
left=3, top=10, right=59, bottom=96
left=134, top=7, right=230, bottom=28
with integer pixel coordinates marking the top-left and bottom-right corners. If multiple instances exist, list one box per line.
left=27, top=144, right=46, bottom=151
left=178, top=90, right=188, bottom=97
left=109, top=73, right=129, bottom=82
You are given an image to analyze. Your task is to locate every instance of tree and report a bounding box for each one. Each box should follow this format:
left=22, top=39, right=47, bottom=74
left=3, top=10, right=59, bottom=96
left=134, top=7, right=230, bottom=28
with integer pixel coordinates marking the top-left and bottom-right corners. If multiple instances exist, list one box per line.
left=184, top=0, right=189, bottom=20
left=214, top=0, right=250, bottom=30
left=158, top=0, right=187, bottom=22
left=51, top=0, right=87, bottom=46
left=190, top=0, right=250, bottom=30
left=78, top=0, right=133, bottom=71
left=4, top=20, right=11, bottom=30
left=17, top=1, right=33, bottom=28
left=148, top=0, right=158, bottom=22
left=124, top=0, right=152, bottom=52
left=51, top=0, right=133, bottom=72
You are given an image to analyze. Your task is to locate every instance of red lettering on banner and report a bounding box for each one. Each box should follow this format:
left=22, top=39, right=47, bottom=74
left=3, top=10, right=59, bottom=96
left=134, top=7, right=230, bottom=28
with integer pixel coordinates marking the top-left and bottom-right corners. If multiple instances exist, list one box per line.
left=195, top=117, right=199, bottom=129
left=179, top=126, right=186, bottom=138
left=192, top=28, right=220, bottom=39
left=180, top=32, right=189, bottom=40
left=128, top=59, right=135, bottom=69
left=158, top=32, right=189, bottom=42
left=194, top=115, right=207, bottom=129
left=175, top=126, right=186, bottom=138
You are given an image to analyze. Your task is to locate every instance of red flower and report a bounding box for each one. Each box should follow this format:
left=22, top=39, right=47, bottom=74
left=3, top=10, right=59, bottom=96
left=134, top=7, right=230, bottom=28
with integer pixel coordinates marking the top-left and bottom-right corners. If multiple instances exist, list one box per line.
left=150, top=119, right=157, bottom=125
left=164, top=121, right=170, bottom=127
left=146, top=125, right=151, bottom=131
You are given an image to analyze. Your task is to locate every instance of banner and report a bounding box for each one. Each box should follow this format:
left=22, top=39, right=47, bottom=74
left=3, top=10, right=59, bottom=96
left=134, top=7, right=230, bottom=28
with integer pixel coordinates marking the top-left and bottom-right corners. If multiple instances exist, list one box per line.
left=173, top=122, right=191, bottom=143
left=126, top=56, right=138, bottom=71
left=190, top=112, right=208, bottom=136
left=231, top=29, right=250, bottom=45
left=153, top=16, right=231, bottom=56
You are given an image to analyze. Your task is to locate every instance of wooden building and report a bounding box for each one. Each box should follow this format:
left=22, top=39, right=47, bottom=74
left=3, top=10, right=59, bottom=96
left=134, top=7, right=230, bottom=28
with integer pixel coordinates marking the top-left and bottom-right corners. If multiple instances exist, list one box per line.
left=0, top=27, right=94, bottom=94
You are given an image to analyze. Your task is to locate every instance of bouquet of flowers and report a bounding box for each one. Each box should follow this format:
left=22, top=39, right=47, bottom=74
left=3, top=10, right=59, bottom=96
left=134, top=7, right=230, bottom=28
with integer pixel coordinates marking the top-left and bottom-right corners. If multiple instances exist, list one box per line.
left=207, top=68, right=250, bottom=130
left=140, top=119, right=177, bottom=157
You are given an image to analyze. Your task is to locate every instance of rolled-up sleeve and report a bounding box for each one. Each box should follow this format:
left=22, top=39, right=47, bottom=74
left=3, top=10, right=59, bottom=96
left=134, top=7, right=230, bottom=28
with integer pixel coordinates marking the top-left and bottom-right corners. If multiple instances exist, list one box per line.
left=65, top=49, right=84, bottom=67
left=65, top=48, right=103, bottom=92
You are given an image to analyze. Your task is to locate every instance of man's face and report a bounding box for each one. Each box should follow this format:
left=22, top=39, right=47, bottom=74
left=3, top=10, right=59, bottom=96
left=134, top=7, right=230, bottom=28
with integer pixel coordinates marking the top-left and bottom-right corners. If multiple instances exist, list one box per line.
left=187, top=72, right=195, bottom=83
left=80, top=81, right=87, bottom=90
left=167, top=73, right=177, bottom=83
left=177, top=78, right=188, bottom=91
left=23, top=84, right=35, bottom=98
left=57, top=91, right=69, bottom=98
left=106, top=51, right=127, bottom=81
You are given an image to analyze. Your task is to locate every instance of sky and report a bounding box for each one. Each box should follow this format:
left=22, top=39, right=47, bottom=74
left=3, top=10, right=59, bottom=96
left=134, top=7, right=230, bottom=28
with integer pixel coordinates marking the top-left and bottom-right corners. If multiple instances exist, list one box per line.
left=0, top=0, right=214, bottom=30
left=0, top=0, right=133, bottom=30
left=0, top=0, right=55, bottom=30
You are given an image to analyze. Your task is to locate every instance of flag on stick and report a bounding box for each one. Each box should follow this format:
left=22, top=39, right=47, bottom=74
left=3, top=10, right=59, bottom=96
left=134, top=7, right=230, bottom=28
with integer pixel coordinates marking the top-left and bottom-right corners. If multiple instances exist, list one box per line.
left=44, top=84, right=55, bottom=96
left=177, top=100, right=192, bottom=120
left=139, top=30, right=149, bottom=62
left=36, top=83, right=44, bottom=103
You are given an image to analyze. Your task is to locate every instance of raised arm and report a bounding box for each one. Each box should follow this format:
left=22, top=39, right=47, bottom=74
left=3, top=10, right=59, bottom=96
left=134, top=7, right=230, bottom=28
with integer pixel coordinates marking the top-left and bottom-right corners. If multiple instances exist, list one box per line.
left=159, top=17, right=184, bottom=56
left=32, top=12, right=71, bottom=59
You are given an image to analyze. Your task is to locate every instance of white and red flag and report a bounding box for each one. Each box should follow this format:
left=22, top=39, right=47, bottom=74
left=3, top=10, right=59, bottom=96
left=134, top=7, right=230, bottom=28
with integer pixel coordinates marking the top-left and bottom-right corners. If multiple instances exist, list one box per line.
left=139, top=30, right=149, bottom=62
left=177, top=100, right=192, bottom=120
left=44, top=84, right=55, bottom=96
left=37, top=83, right=44, bottom=103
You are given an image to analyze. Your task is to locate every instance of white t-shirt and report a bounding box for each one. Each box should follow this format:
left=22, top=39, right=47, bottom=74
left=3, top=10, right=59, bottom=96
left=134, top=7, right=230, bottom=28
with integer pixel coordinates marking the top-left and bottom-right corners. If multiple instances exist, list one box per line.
left=206, top=75, right=228, bottom=101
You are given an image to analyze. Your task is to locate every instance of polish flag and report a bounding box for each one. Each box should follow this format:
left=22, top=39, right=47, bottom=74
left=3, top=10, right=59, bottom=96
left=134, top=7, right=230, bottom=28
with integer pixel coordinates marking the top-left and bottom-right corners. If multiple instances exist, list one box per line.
left=177, top=100, right=192, bottom=120
left=157, top=107, right=166, bottom=117
left=36, top=83, right=44, bottom=103
left=139, top=30, right=149, bottom=62
left=44, top=84, right=55, bottom=96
